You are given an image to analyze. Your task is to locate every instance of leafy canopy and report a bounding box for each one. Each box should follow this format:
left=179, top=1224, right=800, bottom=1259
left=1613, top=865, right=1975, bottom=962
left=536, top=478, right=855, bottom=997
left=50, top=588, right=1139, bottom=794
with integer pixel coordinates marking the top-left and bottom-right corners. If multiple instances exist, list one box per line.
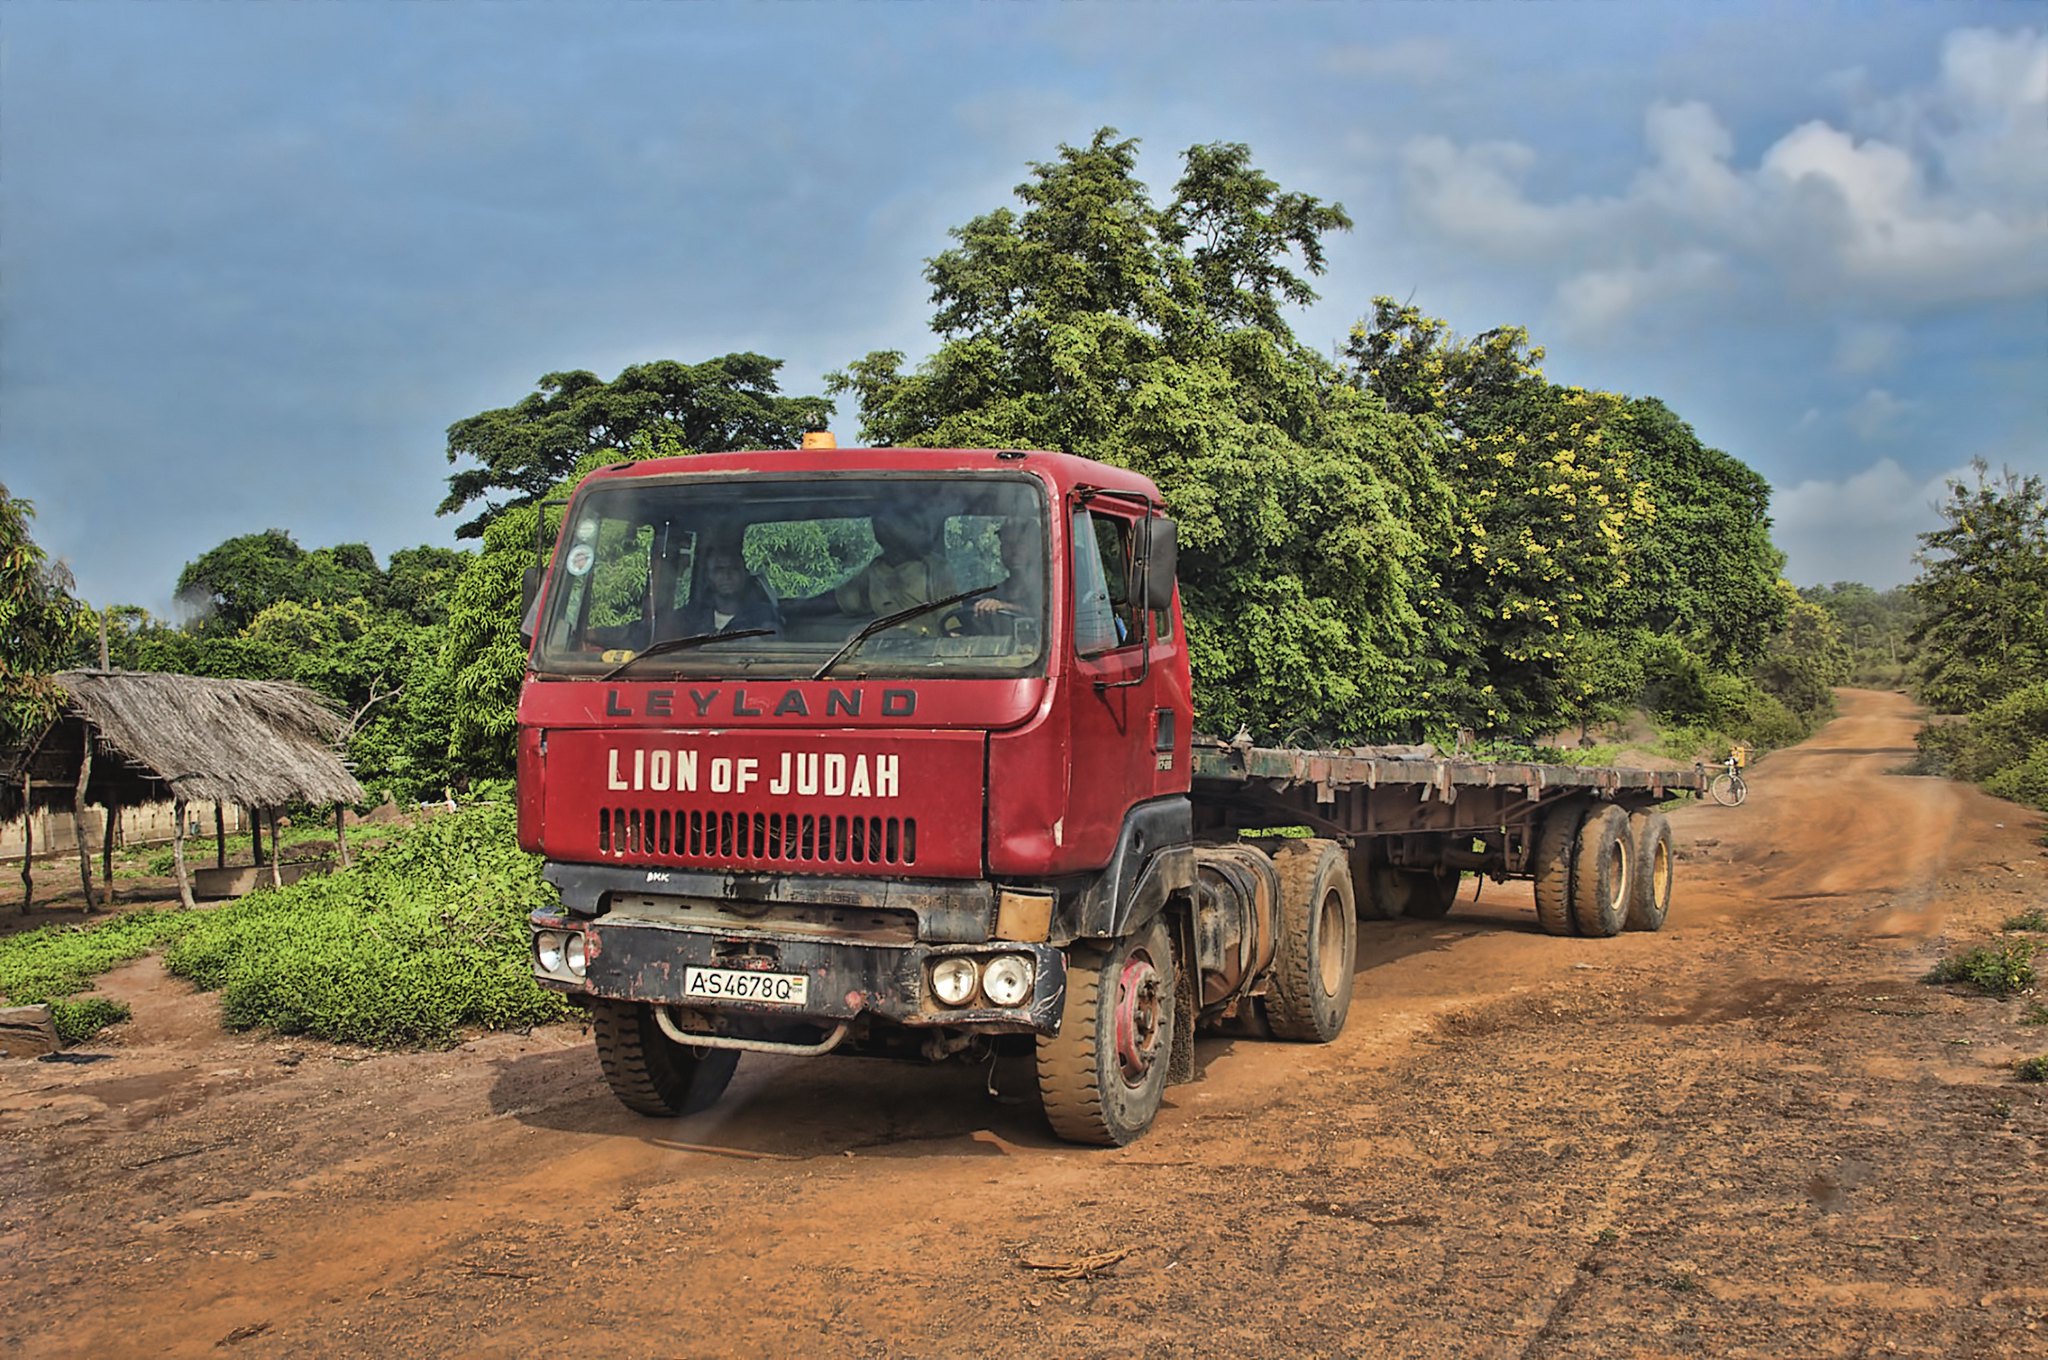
left=0, top=484, right=91, bottom=746
left=439, top=354, right=834, bottom=539
left=833, top=129, right=1454, bottom=740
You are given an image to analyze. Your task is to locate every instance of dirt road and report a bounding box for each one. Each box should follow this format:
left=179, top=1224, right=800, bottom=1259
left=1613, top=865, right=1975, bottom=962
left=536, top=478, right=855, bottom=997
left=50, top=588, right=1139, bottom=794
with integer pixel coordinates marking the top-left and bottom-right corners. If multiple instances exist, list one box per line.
left=3, top=690, right=2043, bottom=1358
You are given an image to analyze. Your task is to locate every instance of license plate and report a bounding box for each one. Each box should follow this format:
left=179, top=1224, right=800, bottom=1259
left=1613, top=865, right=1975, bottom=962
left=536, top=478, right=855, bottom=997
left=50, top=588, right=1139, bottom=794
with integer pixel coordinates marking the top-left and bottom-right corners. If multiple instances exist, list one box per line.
left=683, top=966, right=810, bottom=1007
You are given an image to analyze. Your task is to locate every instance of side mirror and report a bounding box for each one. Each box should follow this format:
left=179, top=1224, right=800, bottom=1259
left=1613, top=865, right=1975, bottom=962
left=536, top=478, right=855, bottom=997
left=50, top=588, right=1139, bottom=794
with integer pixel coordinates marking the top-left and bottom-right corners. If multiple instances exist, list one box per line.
left=519, top=566, right=544, bottom=648
left=1139, top=518, right=1178, bottom=612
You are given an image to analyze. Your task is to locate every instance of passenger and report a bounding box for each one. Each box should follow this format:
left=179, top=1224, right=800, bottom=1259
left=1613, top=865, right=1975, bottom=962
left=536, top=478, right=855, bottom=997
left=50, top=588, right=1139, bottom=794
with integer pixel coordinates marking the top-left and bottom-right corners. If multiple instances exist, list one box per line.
left=836, top=508, right=959, bottom=632
left=679, top=544, right=782, bottom=636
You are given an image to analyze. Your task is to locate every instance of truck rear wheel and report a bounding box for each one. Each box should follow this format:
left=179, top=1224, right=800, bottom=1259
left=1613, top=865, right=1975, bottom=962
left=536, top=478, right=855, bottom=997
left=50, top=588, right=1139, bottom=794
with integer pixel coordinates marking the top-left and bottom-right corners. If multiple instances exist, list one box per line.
left=1570, top=805, right=1633, bottom=938
left=1625, top=811, right=1674, bottom=931
left=590, top=1000, right=741, bottom=1117
left=1267, top=839, right=1357, bottom=1042
left=1037, top=915, right=1176, bottom=1147
left=1533, top=804, right=1585, bottom=937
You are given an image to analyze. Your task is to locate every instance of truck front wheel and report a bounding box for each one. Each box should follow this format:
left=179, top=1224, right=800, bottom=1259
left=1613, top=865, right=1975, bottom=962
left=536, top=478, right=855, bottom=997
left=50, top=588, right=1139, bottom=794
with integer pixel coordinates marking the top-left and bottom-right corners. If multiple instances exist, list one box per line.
left=590, top=1000, right=741, bottom=1117
left=1267, top=839, right=1357, bottom=1042
left=1037, top=916, right=1176, bottom=1147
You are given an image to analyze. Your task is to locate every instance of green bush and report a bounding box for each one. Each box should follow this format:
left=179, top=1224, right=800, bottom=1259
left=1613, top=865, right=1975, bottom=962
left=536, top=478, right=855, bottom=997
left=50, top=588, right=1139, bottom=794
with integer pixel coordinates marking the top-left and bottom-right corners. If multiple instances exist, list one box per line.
left=2006, top=909, right=2048, bottom=933
left=0, top=909, right=195, bottom=1043
left=1918, top=680, right=2048, bottom=812
left=49, top=997, right=133, bottom=1043
left=1923, top=940, right=2038, bottom=997
left=163, top=802, right=570, bottom=1046
left=2016, top=1056, right=2048, bottom=1083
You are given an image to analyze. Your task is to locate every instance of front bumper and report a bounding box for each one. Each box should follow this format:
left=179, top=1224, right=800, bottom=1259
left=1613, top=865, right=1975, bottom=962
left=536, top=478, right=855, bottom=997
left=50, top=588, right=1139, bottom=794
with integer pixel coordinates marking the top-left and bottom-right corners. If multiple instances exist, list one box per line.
left=531, top=905, right=1067, bottom=1034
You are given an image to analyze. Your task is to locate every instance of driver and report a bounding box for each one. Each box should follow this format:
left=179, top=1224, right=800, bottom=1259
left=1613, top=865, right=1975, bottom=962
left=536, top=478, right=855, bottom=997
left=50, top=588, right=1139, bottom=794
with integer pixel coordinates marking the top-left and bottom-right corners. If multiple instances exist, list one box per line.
left=836, top=507, right=960, bottom=634
left=972, top=518, right=1040, bottom=623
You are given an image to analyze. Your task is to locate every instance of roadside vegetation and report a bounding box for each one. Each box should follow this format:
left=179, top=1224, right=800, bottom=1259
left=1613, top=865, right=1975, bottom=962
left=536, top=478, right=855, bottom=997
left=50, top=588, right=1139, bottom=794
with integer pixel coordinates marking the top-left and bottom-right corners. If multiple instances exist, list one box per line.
left=1899, top=466, right=2048, bottom=815
left=0, top=804, right=567, bottom=1045
left=1923, top=939, right=2038, bottom=998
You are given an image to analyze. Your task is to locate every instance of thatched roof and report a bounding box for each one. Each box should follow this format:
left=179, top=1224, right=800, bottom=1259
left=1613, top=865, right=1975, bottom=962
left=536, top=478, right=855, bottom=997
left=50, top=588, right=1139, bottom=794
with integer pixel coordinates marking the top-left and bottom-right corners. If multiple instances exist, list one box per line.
left=2, top=670, right=364, bottom=818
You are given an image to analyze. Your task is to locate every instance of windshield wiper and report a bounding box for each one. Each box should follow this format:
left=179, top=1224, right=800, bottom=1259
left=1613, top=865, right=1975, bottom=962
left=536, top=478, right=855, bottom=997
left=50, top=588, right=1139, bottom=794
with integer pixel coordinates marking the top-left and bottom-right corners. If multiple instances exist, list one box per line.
left=600, top=629, right=776, bottom=681
left=810, top=586, right=996, bottom=681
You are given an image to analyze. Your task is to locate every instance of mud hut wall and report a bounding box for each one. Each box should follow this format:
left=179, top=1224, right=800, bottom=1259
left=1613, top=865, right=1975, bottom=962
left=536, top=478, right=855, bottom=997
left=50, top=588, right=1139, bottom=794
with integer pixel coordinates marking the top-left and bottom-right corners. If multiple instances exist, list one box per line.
left=2, top=801, right=249, bottom=864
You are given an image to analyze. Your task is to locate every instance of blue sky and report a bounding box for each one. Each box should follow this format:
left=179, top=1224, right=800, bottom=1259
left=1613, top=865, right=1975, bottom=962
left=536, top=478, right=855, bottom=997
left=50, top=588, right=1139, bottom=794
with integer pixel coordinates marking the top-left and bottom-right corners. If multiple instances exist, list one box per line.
left=3, top=0, right=2042, bottom=610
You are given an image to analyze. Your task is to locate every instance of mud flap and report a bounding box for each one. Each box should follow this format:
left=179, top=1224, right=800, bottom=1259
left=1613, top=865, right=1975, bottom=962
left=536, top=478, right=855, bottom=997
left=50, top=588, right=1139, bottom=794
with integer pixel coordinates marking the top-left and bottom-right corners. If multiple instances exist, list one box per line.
left=1169, top=910, right=1197, bottom=1084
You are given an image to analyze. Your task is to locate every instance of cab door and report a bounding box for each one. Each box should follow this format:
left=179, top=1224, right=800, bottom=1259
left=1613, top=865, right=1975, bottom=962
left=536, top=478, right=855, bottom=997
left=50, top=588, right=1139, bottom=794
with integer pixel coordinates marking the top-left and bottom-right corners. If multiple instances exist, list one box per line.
left=1062, top=501, right=1181, bottom=868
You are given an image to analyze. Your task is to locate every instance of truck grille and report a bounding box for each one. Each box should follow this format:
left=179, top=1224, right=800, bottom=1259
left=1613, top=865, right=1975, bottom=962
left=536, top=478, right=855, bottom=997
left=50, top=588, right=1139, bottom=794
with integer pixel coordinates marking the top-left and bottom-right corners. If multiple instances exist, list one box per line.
left=597, top=807, right=918, bottom=868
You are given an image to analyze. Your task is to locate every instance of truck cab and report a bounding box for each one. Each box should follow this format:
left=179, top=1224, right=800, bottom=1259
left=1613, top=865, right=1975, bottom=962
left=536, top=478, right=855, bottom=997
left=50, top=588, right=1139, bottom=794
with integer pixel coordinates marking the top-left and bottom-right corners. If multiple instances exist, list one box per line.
left=518, top=446, right=1302, bottom=1145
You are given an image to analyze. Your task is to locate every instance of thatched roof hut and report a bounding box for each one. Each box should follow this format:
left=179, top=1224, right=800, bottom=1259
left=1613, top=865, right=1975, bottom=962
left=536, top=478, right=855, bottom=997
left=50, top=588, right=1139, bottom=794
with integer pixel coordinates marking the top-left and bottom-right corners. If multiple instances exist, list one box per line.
left=3, top=670, right=364, bottom=822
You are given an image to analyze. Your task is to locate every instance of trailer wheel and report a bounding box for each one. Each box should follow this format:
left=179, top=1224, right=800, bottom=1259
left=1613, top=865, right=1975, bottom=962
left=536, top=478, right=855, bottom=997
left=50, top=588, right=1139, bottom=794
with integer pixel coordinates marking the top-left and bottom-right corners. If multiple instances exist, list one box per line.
left=590, top=1000, right=741, bottom=1117
left=1352, top=852, right=1401, bottom=920
left=1399, top=867, right=1463, bottom=919
left=1625, top=811, right=1675, bottom=931
left=1267, top=839, right=1357, bottom=1042
left=1037, top=915, right=1176, bottom=1146
left=1533, top=804, right=1585, bottom=937
left=1570, top=805, right=1633, bottom=938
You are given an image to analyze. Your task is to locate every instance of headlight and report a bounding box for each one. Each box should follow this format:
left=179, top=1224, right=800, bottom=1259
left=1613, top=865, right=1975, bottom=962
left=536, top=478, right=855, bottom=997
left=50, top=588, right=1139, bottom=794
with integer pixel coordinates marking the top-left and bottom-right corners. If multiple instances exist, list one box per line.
left=930, top=957, right=979, bottom=1007
left=564, top=932, right=588, bottom=978
left=536, top=931, right=564, bottom=974
left=982, top=955, right=1034, bottom=1008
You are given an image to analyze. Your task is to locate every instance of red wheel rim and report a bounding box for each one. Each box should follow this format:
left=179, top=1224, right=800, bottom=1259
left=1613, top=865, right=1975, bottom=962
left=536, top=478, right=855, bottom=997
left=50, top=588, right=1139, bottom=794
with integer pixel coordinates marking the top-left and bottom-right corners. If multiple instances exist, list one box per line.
left=1113, top=952, right=1164, bottom=1084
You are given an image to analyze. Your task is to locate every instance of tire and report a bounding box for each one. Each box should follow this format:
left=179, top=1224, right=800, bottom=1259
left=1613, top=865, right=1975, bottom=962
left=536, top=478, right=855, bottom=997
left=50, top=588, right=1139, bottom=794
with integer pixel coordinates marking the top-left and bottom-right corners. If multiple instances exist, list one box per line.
left=1352, top=851, right=1401, bottom=920
left=1398, top=866, right=1462, bottom=919
left=1037, top=915, right=1176, bottom=1146
left=1625, top=811, right=1675, bottom=932
left=1709, top=772, right=1746, bottom=807
left=1267, top=839, right=1357, bottom=1042
left=590, top=1000, right=741, bottom=1117
left=1570, top=805, right=1633, bottom=938
left=1533, top=803, right=1585, bottom=937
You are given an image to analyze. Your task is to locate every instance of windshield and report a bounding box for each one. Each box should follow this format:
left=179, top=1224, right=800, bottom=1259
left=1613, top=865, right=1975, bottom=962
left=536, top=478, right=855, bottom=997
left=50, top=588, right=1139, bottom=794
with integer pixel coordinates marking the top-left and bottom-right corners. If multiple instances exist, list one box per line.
left=535, top=474, right=1048, bottom=679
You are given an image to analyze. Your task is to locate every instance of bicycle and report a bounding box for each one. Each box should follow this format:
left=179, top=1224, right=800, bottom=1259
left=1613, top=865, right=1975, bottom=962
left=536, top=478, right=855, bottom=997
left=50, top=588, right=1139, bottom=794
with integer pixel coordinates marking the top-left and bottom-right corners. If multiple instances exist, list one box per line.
left=1708, top=755, right=1748, bottom=807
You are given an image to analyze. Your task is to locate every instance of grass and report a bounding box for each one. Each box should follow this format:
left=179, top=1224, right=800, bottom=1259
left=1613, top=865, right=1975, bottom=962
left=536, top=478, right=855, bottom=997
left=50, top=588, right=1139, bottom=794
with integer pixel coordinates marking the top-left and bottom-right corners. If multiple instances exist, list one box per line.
left=2016, top=1056, right=2048, bottom=1083
left=2022, top=1002, right=2048, bottom=1026
left=1923, top=940, right=2038, bottom=997
left=0, top=909, right=198, bottom=1043
left=162, top=803, right=570, bottom=1047
left=2003, top=908, right=2048, bottom=933
left=0, top=803, right=568, bottom=1048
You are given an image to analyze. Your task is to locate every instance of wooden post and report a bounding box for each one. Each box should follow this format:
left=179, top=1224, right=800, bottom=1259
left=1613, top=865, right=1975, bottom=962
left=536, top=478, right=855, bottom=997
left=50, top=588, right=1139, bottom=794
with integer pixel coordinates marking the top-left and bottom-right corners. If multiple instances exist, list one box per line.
left=335, top=803, right=351, bottom=868
left=101, top=802, right=116, bottom=895
left=72, top=739, right=98, bottom=913
left=250, top=806, right=264, bottom=868
left=18, top=774, right=30, bottom=914
left=214, top=801, right=226, bottom=869
left=268, top=812, right=282, bottom=889
left=171, top=798, right=197, bottom=910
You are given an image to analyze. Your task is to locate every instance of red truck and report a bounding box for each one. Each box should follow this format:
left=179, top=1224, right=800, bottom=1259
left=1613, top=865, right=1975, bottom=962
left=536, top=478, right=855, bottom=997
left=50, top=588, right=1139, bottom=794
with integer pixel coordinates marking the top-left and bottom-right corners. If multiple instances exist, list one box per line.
left=519, top=443, right=1698, bottom=1144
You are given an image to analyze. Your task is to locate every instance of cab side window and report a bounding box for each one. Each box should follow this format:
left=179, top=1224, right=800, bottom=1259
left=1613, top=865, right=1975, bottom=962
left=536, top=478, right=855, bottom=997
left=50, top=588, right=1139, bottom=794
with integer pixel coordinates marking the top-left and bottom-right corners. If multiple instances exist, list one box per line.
left=1070, top=507, right=1138, bottom=655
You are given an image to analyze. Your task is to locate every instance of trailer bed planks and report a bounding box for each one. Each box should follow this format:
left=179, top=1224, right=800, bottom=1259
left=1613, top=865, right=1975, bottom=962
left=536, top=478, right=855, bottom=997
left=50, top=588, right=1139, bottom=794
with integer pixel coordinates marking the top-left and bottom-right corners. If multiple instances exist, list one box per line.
left=1189, top=741, right=1706, bottom=845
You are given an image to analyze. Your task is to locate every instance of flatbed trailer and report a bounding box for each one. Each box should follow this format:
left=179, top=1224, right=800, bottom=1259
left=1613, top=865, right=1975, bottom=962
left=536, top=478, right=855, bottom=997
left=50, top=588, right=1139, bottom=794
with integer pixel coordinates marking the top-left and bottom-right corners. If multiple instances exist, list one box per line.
left=1191, top=741, right=1706, bottom=929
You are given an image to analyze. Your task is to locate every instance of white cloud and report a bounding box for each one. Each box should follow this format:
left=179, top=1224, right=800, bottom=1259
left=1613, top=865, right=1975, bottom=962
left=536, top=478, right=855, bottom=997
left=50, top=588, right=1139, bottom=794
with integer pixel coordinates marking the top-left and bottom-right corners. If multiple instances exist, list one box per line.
left=1398, top=26, right=2048, bottom=326
left=1846, top=388, right=1915, bottom=439
left=1832, top=321, right=1906, bottom=374
left=1554, top=250, right=1726, bottom=340
left=1772, top=457, right=1958, bottom=586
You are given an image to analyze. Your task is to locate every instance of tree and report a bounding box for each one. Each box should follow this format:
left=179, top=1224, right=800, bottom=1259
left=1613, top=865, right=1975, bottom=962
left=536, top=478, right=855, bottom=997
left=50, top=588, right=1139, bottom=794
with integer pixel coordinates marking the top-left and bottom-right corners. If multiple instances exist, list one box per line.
left=832, top=130, right=1456, bottom=740
left=1346, top=296, right=1545, bottom=431
left=439, top=355, right=836, bottom=539
left=1911, top=461, right=2048, bottom=714
left=0, top=484, right=90, bottom=747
